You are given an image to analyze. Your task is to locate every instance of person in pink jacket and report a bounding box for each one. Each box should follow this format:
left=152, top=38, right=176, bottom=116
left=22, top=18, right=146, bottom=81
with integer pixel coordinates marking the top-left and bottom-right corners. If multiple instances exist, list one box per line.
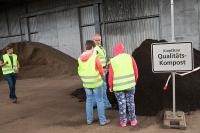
left=108, top=42, right=138, bottom=127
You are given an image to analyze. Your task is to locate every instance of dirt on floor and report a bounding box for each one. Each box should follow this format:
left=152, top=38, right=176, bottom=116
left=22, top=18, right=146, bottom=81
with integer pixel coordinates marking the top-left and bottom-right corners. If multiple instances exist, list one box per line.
left=0, top=76, right=200, bottom=133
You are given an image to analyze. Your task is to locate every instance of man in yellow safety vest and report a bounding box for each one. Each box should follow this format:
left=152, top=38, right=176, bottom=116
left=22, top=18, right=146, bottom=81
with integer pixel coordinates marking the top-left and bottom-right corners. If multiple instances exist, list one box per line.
left=0, top=45, right=20, bottom=103
left=93, top=34, right=112, bottom=109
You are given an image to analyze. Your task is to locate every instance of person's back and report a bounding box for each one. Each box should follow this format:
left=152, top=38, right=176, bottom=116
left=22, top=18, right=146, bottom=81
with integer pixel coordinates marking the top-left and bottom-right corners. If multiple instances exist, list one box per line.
left=108, top=42, right=138, bottom=127
left=110, top=53, right=136, bottom=91
left=78, top=40, right=110, bottom=126
left=78, top=50, right=103, bottom=89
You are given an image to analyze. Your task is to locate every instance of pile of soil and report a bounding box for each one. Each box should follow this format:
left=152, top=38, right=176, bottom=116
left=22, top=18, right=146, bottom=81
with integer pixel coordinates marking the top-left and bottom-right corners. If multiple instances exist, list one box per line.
left=0, top=42, right=77, bottom=80
left=71, top=39, right=200, bottom=116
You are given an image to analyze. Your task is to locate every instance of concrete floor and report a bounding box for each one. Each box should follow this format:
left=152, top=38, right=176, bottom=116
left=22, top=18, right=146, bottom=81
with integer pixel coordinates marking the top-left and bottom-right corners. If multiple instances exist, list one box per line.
left=0, top=76, right=199, bottom=133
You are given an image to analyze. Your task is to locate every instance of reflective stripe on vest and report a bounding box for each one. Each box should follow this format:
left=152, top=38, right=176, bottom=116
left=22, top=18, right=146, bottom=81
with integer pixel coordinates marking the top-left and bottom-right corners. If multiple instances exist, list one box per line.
left=2, top=54, right=18, bottom=75
left=78, top=54, right=103, bottom=89
left=110, top=53, right=136, bottom=91
left=95, top=45, right=107, bottom=67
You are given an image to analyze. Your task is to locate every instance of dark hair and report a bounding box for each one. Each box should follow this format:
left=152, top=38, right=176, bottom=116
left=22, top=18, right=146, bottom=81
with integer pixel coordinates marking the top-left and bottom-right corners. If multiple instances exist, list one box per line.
left=85, top=40, right=95, bottom=50
left=6, top=45, right=13, bottom=50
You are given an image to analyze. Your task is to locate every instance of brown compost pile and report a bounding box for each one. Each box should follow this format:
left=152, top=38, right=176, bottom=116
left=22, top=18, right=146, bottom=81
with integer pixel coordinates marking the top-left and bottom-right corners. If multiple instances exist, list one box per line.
left=0, top=42, right=77, bottom=80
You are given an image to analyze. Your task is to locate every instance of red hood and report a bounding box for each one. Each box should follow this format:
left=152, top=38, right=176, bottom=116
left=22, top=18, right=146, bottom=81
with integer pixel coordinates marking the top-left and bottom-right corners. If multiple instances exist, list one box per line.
left=80, top=49, right=94, bottom=61
left=113, top=42, right=125, bottom=56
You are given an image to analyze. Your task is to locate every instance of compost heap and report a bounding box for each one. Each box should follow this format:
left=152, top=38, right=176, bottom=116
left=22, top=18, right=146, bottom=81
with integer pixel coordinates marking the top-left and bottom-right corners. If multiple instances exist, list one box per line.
left=0, top=42, right=77, bottom=80
left=71, top=39, right=200, bottom=116
left=133, top=39, right=200, bottom=115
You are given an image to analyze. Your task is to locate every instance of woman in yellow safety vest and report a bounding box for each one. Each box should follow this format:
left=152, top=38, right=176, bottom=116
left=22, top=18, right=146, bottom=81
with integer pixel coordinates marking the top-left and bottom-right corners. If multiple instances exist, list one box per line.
left=78, top=40, right=110, bottom=126
left=108, top=42, right=138, bottom=127
left=0, top=45, right=20, bottom=103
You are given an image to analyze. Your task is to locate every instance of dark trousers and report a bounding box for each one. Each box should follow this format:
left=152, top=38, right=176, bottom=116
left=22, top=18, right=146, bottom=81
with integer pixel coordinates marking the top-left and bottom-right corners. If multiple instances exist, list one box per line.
left=4, top=73, right=17, bottom=99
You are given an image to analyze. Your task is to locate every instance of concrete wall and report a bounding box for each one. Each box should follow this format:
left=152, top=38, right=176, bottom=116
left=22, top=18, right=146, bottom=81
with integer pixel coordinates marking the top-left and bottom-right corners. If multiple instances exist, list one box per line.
left=160, top=0, right=200, bottom=50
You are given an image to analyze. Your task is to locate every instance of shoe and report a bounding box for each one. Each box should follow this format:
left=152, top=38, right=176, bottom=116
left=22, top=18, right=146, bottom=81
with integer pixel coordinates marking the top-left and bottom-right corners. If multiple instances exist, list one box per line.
left=130, top=119, right=137, bottom=126
left=105, top=105, right=112, bottom=110
left=100, top=119, right=110, bottom=126
left=10, top=98, right=17, bottom=104
left=120, top=121, right=127, bottom=127
left=87, top=120, right=93, bottom=125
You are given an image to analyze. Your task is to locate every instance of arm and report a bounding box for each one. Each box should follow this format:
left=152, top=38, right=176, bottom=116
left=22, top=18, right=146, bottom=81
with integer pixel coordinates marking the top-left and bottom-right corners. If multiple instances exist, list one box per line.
left=0, top=60, right=3, bottom=67
left=131, top=57, right=138, bottom=82
left=95, top=56, right=104, bottom=77
left=17, top=57, right=20, bottom=69
left=108, top=64, right=114, bottom=92
left=0, top=56, right=7, bottom=67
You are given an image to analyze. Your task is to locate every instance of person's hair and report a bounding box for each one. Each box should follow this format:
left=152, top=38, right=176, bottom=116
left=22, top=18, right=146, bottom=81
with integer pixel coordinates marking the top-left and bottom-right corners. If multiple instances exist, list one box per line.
left=85, top=40, right=95, bottom=50
left=5, top=45, right=13, bottom=50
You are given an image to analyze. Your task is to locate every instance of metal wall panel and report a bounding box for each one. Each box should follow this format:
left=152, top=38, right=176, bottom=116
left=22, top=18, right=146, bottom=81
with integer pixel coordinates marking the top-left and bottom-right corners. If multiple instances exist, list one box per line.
left=29, top=17, right=37, bottom=33
left=68, top=0, right=94, bottom=5
left=104, top=0, right=159, bottom=22
left=54, top=0, right=67, bottom=7
left=56, top=9, right=81, bottom=58
left=28, top=0, right=54, bottom=13
left=102, top=17, right=160, bottom=57
left=30, top=8, right=81, bottom=58
left=0, top=11, right=8, bottom=36
left=27, top=0, right=93, bottom=13
left=0, top=36, right=21, bottom=50
left=81, top=26, right=95, bottom=50
left=30, top=34, right=38, bottom=42
left=35, top=13, right=58, bottom=47
left=7, top=7, right=26, bottom=35
left=80, top=6, right=94, bottom=26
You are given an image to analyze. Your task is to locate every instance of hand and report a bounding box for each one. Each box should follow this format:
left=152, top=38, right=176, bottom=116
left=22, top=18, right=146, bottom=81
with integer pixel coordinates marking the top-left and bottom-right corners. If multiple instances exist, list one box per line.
left=14, top=67, right=19, bottom=73
left=109, top=88, right=113, bottom=92
left=3, top=61, right=8, bottom=66
left=15, top=69, right=19, bottom=73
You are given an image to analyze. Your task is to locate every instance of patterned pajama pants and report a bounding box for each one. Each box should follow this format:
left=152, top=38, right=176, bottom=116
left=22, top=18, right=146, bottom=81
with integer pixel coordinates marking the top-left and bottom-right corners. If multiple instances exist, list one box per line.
left=114, top=88, right=136, bottom=122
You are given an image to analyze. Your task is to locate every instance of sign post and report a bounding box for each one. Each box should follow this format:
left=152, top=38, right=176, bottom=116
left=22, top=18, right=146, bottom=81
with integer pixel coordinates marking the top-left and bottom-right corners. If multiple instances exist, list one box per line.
left=151, top=0, right=194, bottom=129
left=170, top=0, right=176, bottom=118
left=151, top=42, right=193, bottom=129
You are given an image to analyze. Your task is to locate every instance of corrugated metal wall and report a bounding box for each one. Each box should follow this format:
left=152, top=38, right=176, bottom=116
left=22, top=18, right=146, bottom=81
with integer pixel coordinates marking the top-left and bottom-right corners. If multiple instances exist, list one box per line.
left=1, top=0, right=200, bottom=57
left=0, top=11, right=8, bottom=37
left=102, top=18, right=159, bottom=57
left=0, top=0, right=93, bottom=57
left=0, top=7, right=25, bottom=49
left=80, top=6, right=95, bottom=51
left=103, top=0, right=158, bottom=21
left=102, top=0, right=160, bottom=57
left=29, top=8, right=81, bottom=58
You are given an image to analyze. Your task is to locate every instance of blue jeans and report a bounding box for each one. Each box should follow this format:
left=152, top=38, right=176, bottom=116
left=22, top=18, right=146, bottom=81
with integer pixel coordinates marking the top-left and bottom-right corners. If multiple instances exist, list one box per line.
left=4, top=73, right=17, bottom=100
left=93, top=80, right=112, bottom=109
left=114, top=88, right=136, bottom=122
left=85, top=86, right=107, bottom=124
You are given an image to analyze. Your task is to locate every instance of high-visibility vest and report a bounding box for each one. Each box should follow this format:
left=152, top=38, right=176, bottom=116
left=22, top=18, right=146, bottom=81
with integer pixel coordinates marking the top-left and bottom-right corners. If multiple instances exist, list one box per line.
left=110, top=53, right=136, bottom=91
left=78, top=54, right=103, bottom=89
left=2, top=54, right=18, bottom=75
left=95, top=45, right=107, bottom=67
